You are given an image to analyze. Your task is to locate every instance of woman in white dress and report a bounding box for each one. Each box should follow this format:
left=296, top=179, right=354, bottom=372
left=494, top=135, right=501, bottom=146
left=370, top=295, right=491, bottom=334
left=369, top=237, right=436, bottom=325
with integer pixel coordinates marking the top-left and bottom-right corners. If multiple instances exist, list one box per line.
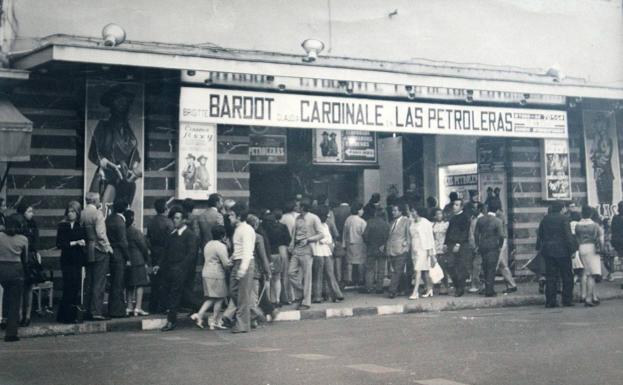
left=408, top=206, right=436, bottom=299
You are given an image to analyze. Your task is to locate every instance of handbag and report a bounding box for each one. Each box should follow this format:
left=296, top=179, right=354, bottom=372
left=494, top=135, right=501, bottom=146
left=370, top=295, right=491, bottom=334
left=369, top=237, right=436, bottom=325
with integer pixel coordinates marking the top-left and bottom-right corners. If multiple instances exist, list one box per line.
left=571, top=251, right=584, bottom=270
left=24, top=252, right=47, bottom=284
left=429, top=261, right=445, bottom=284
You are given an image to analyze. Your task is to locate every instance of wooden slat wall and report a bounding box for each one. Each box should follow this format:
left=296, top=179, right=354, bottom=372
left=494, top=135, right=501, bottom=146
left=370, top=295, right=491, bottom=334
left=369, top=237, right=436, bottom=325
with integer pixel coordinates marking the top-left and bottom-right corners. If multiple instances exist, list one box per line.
left=508, top=109, right=588, bottom=275
left=5, top=71, right=252, bottom=300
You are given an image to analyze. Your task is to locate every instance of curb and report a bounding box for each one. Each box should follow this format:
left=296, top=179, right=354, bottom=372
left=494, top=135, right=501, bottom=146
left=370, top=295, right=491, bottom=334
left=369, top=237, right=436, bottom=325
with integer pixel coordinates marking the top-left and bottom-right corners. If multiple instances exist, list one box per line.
left=8, top=291, right=623, bottom=339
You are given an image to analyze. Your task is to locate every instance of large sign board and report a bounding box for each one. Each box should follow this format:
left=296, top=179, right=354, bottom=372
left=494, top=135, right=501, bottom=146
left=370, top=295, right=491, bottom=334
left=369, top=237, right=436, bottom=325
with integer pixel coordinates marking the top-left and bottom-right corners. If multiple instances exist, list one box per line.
left=180, top=88, right=568, bottom=139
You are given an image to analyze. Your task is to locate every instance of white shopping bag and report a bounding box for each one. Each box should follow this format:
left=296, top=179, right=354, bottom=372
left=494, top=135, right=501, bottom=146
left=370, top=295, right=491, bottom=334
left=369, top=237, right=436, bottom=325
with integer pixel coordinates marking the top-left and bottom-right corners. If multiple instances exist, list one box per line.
left=430, top=262, right=444, bottom=284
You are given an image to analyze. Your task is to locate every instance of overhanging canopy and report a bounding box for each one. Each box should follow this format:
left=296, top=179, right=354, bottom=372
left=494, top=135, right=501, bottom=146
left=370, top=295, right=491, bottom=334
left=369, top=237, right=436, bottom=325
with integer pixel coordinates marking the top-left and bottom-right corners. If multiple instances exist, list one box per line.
left=0, top=97, right=33, bottom=162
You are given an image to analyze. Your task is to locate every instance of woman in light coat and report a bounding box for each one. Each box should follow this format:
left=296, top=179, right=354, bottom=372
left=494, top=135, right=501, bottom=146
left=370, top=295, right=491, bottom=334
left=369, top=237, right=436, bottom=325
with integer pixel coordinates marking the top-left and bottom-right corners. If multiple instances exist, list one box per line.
left=408, top=206, right=436, bottom=299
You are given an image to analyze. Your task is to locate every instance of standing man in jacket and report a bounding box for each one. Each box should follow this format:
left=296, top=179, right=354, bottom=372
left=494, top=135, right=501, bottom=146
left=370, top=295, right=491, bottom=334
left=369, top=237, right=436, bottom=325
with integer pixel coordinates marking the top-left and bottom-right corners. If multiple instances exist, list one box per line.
left=81, top=192, right=113, bottom=321
left=610, top=201, right=623, bottom=290
left=445, top=200, right=473, bottom=297
left=161, top=206, right=198, bottom=331
left=147, top=198, right=174, bottom=313
left=105, top=200, right=131, bottom=317
left=536, top=201, right=577, bottom=308
left=195, top=193, right=224, bottom=248
left=474, top=200, right=505, bottom=297
left=362, top=207, right=390, bottom=294
left=386, top=203, right=411, bottom=298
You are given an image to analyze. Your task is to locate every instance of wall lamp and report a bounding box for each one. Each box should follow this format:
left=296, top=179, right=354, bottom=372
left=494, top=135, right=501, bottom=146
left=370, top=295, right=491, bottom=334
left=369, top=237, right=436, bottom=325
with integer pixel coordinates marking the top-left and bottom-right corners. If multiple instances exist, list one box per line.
left=465, top=89, right=474, bottom=103
left=405, top=85, right=416, bottom=99
left=102, top=23, right=126, bottom=47
left=301, top=39, right=325, bottom=63
left=519, top=93, right=530, bottom=106
left=546, top=65, right=564, bottom=83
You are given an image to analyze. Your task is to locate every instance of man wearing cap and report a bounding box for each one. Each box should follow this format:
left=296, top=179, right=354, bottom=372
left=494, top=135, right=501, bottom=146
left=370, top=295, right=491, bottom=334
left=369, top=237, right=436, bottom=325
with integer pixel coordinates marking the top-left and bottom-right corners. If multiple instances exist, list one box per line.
left=88, top=84, right=142, bottom=210
left=320, top=131, right=330, bottom=156
left=182, top=154, right=196, bottom=190
left=194, top=155, right=211, bottom=190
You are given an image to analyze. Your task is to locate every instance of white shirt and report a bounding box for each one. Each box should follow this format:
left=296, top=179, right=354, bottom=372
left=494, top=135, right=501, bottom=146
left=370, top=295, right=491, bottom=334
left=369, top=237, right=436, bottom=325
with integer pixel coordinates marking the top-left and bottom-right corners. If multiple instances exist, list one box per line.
left=172, top=225, right=187, bottom=236
left=232, top=222, right=256, bottom=275
left=311, top=222, right=333, bottom=257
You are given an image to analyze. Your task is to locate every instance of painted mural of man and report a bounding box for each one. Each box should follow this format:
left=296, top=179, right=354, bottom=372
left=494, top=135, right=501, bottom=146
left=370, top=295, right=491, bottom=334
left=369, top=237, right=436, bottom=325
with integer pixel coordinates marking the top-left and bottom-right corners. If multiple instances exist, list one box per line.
left=88, top=84, right=142, bottom=212
left=590, top=115, right=614, bottom=205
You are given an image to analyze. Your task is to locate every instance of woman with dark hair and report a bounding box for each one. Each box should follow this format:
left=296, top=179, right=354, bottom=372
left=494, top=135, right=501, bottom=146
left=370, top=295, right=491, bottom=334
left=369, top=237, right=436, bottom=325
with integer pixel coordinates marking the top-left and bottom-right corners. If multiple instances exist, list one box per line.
left=575, top=205, right=603, bottom=306
left=342, top=203, right=367, bottom=287
left=0, top=215, right=28, bottom=341
left=15, top=202, right=39, bottom=326
left=191, top=225, right=231, bottom=330
left=55, top=201, right=87, bottom=323
left=124, top=209, right=151, bottom=316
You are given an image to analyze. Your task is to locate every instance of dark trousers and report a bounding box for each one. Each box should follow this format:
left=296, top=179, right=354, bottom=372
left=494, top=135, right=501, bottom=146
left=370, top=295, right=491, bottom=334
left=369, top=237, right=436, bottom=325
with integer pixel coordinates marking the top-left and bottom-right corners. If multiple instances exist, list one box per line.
left=181, top=253, right=201, bottom=310
left=148, top=271, right=165, bottom=313
left=279, top=253, right=292, bottom=303
left=108, top=254, right=126, bottom=317
left=163, top=264, right=187, bottom=324
left=365, top=255, right=386, bottom=292
left=230, top=261, right=254, bottom=332
left=545, top=256, right=574, bottom=306
left=57, top=263, right=82, bottom=323
left=84, top=252, right=109, bottom=317
left=388, top=252, right=409, bottom=295
left=448, top=244, right=470, bottom=295
left=480, top=248, right=500, bottom=296
left=0, top=262, right=24, bottom=339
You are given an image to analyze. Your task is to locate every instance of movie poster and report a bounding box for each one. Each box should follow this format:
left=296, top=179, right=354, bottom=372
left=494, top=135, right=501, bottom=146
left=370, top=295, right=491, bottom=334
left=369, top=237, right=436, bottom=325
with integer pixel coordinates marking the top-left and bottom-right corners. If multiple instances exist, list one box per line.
left=312, top=129, right=376, bottom=165
left=85, top=80, right=144, bottom=228
left=583, top=110, right=621, bottom=217
left=541, top=139, right=572, bottom=201
left=177, top=122, right=217, bottom=200
left=313, top=129, right=344, bottom=164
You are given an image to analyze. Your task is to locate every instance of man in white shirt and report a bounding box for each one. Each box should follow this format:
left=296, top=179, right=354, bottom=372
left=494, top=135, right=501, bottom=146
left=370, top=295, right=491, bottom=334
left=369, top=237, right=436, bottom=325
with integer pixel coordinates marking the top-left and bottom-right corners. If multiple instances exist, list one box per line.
left=228, top=203, right=256, bottom=333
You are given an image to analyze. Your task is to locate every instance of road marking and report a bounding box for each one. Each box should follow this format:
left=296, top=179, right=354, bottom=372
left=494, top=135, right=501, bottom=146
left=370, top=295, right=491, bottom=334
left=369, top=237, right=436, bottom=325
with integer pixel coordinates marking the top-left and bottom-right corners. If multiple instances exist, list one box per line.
left=346, top=364, right=403, bottom=374
left=241, top=347, right=282, bottom=353
left=416, top=379, right=470, bottom=385
left=377, top=305, right=404, bottom=315
left=160, top=336, right=189, bottom=341
left=289, top=353, right=333, bottom=360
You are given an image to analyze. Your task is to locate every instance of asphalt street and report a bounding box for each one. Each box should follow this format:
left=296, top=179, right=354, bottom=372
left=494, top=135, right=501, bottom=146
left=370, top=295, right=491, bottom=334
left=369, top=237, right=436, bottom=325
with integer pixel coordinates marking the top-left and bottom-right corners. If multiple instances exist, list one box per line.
left=2, top=302, right=623, bottom=385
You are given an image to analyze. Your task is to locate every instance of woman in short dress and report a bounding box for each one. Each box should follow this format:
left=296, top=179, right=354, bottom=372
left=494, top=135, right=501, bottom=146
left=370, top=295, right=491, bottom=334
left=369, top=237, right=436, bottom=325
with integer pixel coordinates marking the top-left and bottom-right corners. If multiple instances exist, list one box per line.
left=342, top=203, right=367, bottom=287
left=125, top=210, right=151, bottom=316
left=574, top=205, right=603, bottom=307
left=409, top=206, right=436, bottom=300
left=192, top=225, right=231, bottom=329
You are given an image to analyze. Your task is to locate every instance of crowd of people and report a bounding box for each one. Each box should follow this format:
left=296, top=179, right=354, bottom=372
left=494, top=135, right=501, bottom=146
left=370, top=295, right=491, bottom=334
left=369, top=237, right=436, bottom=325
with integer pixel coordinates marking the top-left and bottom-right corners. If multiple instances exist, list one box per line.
left=1, top=189, right=622, bottom=342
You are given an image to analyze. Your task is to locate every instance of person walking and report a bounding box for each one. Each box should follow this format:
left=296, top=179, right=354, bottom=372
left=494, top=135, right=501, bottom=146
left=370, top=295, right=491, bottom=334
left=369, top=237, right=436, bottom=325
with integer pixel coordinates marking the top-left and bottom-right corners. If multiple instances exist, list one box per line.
left=0, top=215, right=28, bottom=342
left=227, top=203, right=256, bottom=333
left=55, top=201, right=87, bottom=324
left=386, top=203, right=411, bottom=298
left=247, top=214, right=272, bottom=326
left=191, top=225, right=231, bottom=329
left=575, top=205, right=603, bottom=307
left=610, top=201, right=623, bottom=290
left=362, top=207, right=390, bottom=294
left=343, top=203, right=367, bottom=287
left=445, top=200, right=473, bottom=297
left=494, top=208, right=517, bottom=294
left=311, top=206, right=344, bottom=302
left=124, top=209, right=151, bottom=316
left=105, top=200, right=130, bottom=317
left=81, top=192, right=113, bottom=321
left=468, top=203, right=485, bottom=294
left=474, top=200, right=505, bottom=297
left=146, top=198, right=173, bottom=313
left=160, top=207, right=198, bottom=331
left=432, top=209, right=450, bottom=295
left=408, top=207, right=436, bottom=299
left=288, top=199, right=324, bottom=310
left=536, top=201, right=577, bottom=308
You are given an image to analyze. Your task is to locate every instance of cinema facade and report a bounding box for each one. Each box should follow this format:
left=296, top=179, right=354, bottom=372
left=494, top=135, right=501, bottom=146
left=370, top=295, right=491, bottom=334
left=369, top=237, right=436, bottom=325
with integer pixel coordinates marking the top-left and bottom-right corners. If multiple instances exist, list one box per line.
left=1, top=35, right=622, bottom=281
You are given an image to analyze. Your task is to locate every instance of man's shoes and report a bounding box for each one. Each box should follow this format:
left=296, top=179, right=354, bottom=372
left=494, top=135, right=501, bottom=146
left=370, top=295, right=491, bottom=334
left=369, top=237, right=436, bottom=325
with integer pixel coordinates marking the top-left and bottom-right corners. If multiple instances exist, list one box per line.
left=454, top=290, right=464, bottom=297
left=160, top=322, right=176, bottom=332
left=221, top=317, right=234, bottom=328
left=231, top=327, right=248, bottom=334
left=584, top=301, right=595, bottom=307
left=562, top=302, right=575, bottom=307
left=468, top=287, right=479, bottom=293
left=388, top=292, right=396, bottom=299
left=545, top=303, right=558, bottom=308
left=4, top=335, right=19, bottom=342
left=333, top=296, right=344, bottom=303
left=503, top=286, right=518, bottom=294
left=312, top=299, right=322, bottom=304
left=592, top=298, right=600, bottom=306
left=91, top=315, right=110, bottom=321
left=297, top=304, right=310, bottom=310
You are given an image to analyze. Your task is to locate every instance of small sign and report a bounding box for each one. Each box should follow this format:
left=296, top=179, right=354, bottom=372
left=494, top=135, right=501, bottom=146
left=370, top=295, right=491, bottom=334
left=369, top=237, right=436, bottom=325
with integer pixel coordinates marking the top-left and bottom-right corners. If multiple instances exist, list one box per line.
left=177, top=122, right=217, bottom=200
left=249, top=134, right=287, bottom=164
left=542, top=138, right=572, bottom=201
left=313, top=129, right=377, bottom=165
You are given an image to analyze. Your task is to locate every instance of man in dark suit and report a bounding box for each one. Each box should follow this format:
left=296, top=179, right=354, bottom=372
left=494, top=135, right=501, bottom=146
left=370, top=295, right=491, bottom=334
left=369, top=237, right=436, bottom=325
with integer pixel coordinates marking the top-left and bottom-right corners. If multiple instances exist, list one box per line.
left=81, top=192, right=113, bottom=320
left=147, top=198, right=174, bottom=313
left=474, top=200, right=505, bottom=297
left=181, top=199, right=202, bottom=311
left=161, top=206, right=198, bottom=331
left=105, top=200, right=131, bottom=317
left=445, top=200, right=473, bottom=297
left=536, top=201, right=577, bottom=308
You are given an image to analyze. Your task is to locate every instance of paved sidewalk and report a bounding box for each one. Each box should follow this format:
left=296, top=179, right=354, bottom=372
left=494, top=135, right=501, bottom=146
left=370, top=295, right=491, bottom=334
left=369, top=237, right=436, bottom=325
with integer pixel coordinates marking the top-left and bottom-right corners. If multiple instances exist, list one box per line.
left=4, top=279, right=623, bottom=339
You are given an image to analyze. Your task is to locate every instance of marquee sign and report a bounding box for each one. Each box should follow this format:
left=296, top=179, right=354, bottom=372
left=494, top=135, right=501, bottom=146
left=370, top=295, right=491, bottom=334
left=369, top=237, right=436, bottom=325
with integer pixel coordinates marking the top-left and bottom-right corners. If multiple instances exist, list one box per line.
left=180, top=88, right=568, bottom=139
